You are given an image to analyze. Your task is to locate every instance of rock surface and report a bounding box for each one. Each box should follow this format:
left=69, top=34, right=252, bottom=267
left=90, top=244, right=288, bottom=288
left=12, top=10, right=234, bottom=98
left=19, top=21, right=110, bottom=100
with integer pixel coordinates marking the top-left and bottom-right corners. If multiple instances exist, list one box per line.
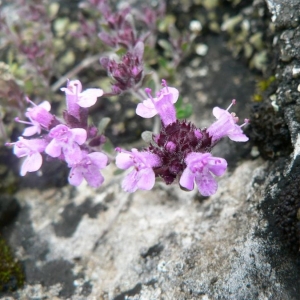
left=1, top=0, right=300, bottom=299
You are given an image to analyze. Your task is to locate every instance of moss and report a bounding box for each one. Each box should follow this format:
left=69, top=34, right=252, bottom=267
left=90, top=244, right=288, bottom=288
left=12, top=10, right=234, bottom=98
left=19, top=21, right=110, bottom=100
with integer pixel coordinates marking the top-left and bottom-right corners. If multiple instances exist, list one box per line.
left=256, top=76, right=276, bottom=92
left=0, top=236, right=24, bottom=293
left=246, top=72, right=293, bottom=159
left=252, top=75, right=276, bottom=102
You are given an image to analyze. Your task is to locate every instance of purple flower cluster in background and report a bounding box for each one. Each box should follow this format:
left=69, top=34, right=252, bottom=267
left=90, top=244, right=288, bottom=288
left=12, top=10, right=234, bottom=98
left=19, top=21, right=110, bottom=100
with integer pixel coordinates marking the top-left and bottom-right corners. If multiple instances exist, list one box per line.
left=100, top=42, right=144, bottom=94
left=6, top=80, right=108, bottom=188
left=116, top=80, right=249, bottom=196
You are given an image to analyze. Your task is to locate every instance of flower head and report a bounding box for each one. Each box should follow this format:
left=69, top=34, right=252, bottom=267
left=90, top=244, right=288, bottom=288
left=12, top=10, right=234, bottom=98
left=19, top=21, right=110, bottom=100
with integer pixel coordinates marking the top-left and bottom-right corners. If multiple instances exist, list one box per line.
left=207, top=100, right=249, bottom=144
left=45, top=124, right=87, bottom=164
left=115, top=147, right=161, bottom=193
left=136, top=80, right=178, bottom=126
left=148, top=120, right=211, bottom=184
left=100, top=42, right=144, bottom=94
left=10, top=137, right=47, bottom=176
left=68, top=151, right=108, bottom=188
left=180, top=152, right=227, bottom=196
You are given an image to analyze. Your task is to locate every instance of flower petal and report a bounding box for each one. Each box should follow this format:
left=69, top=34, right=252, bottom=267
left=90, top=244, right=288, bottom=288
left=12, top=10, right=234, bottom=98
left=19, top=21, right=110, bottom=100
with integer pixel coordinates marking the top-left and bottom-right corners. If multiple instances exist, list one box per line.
left=115, top=152, right=134, bottom=169
left=136, top=100, right=157, bottom=118
left=39, top=100, right=51, bottom=111
left=207, top=157, right=227, bottom=176
left=228, top=131, right=249, bottom=142
left=195, top=171, right=218, bottom=196
left=78, top=89, right=103, bottom=107
left=88, top=152, right=108, bottom=169
left=45, top=139, right=61, bottom=157
left=84, top=165, right=104, bottom=188
left=137, top=168, right=155, bottom=190
left=68, top=167, right=84, bottom=186
left=212, top=107, right=225, bottom=119
left=162, top=87, right=179, bottom=104
left=179, top=167, right=195, bottom=190
left=23, top=125, right=40, bottom=137
left=20, top=152, right=42, bottom=176
left=154, top=93, right=176, bottom=126
left=122, top=170, right=139, bottom=193
left=71, top=128, right=87, bottom=145
left=136, top=151, right=161, bottom=168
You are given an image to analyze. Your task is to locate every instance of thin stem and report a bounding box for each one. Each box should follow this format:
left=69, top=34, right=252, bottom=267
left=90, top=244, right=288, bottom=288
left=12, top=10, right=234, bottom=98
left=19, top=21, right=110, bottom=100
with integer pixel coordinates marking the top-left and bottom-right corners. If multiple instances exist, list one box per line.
left=153, top=115, right=160, bottom=134
left=50, top=54, right=103, bottom=92
left=130, top=87, right=147, bottom=102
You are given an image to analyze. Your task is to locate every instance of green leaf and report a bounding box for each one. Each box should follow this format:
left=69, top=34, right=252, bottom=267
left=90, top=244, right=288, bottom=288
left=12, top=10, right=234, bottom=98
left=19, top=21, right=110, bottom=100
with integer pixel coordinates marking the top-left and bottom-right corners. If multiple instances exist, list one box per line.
left=158, top=39, right=172, bottom=52
left=116, top=47, right=127, bottom=56
left=113, top=168, right=125, bottom=175
left=102, top=138, right=114, bottom=154
left=175, top=96, right=193, bottom=119
left=176, top=105, right=193, bottom=119
left=98, top=117, right=111, bottom=134
left=181, top=42, right=189, bottom=53
left=157, top=57, right=169, bottom=69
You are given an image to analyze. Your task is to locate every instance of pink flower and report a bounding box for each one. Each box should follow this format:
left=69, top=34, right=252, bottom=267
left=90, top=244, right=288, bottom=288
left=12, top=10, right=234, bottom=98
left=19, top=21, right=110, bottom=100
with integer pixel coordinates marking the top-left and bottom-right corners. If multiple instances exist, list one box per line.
left=68, top=151, right=108, bottom=188
left=61, top=80, right=103, bottom=119
left=45, top=124, right=87, bottom=164
left=115, top=148, right=161, bottom=193
left=11, top=137, right=47, bottom=176
left=180, top=152, right=227, bottom=196
left=136, top=80, right=179, bottom=126
left=15, top=99, right=54, bottom=136
left=207, top=100, right=249, bottom=144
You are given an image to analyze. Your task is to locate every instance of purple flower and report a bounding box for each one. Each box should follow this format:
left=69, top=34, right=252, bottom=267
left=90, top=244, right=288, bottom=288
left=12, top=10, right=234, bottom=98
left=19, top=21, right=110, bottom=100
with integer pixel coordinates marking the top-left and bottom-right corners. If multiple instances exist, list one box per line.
left=100, top=42, right=144, bottom=94
left=147, top=120, right=211, bottom=185
left=61, top=80, right=103, bottom=119
left=207, top=100, right=249, bottom=144
left=15, top=99, right=54, bottom=136
left=180, top=152, right=227, bottom=196
left=115, top=147, right=161, bottom=193
left=136, top=80, right=179, bottom=126
left=11, top=137, right=47, bottom=176
left=68, top=151, right=108, bottom=188
left=45, top=124, right=87, bottom=164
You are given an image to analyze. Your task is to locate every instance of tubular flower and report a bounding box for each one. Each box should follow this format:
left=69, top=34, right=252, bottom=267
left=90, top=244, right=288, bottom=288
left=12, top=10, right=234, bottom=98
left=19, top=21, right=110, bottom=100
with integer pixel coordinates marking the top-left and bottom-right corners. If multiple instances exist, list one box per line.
left=16, top=99, right=54, bottom=136
left=180, top=152, right=227, bottom=196
left=136, top=80, right=178, bottom=126
left=207, top=100, right=249, bottom=144
left=115, top=147, right=161, bottom=193
left=68, top=151, right=108, bottom=188
left=45, top=124, right=87, bottom=164
left=11, top=137, right=47, bottom=176
left=61, top=79, right=103, bottom=119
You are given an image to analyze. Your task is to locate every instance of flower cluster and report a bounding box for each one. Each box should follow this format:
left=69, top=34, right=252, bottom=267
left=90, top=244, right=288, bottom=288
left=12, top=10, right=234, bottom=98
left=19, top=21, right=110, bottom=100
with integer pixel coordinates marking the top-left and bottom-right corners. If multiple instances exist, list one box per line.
left=7, top=78, right=249, bottom=196
left=90, top=0, right=164, bottom=94
left=6, top=80, right=108, bottom=188
left=116, top=80, right=249, bottom=196
left=100, top=42, right=144, bottom=94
